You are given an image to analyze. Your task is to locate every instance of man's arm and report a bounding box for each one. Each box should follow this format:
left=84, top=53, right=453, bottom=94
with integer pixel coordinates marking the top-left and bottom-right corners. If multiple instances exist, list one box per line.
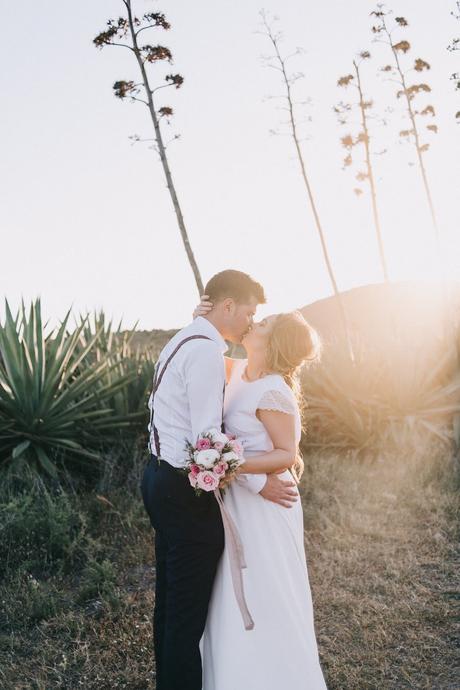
left=237, top=471, right=298, bottom=506
left=259, top=474, right=298, bottom=507
left=236, top=473, right=267, bottom=495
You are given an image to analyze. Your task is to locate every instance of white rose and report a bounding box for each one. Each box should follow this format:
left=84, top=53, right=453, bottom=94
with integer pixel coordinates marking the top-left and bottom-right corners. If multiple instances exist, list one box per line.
left=207, top=428, right=229, bottom=445
left=222, top=451, right=240, bottom=463
left=195, top=448, right=221, bottom=469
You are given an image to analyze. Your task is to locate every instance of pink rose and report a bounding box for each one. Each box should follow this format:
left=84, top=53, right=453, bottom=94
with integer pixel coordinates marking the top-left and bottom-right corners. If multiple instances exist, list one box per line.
left=213, top=442, right=224, bottom=451
left=190, top=463, right=200, bottom=477
left=196, top=438, right=211, bottom=451
left=213, top=461, right=228, bottom=477
left=188, top=473, right=198, bottom=488
left=226, top=433, right=236, bottom=441
left=229, top=440, right=243, bottom=457
left=196, top=470, right=219, bottom=492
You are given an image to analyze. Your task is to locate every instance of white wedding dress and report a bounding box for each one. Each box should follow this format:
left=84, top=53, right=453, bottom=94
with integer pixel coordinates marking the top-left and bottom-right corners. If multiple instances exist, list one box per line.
left=201, top=359, right=327, bottom=690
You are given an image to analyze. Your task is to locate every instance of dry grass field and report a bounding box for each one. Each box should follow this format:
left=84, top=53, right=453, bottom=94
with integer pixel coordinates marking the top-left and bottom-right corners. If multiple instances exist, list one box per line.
left=302, top=447, right=459, bottom=690
left=1, top=442, right=458, bottom=690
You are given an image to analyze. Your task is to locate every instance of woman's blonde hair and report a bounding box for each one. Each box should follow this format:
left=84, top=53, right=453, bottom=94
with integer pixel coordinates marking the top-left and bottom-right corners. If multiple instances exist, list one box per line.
left=265, top=311, right=321, bottom=481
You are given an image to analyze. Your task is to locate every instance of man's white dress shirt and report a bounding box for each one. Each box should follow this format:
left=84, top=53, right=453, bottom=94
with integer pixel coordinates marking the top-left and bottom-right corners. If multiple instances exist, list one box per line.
left=148, top=316, right=266, bottom=495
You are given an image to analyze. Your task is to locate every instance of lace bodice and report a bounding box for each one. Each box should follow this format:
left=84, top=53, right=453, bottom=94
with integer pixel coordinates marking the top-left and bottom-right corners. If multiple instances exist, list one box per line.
left=223, top=359, right=301, bottom=456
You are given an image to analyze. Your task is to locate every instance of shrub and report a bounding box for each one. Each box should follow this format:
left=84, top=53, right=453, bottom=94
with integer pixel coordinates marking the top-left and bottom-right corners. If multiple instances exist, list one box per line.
left=0, top=300, right=153, bottom=480
left=77, top=558, right=120, bottom=610
left=301, top=333, right=460, bottom=452
left=1, top=572, right=64, bottom=630
left=75, top=310, right=156, bottom=427
left=0, top=481, right=87, bottom=576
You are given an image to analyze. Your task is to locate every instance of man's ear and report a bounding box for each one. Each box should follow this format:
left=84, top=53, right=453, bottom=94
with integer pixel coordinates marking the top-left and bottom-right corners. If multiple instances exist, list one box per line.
left=222, top=297, right=235, bottom=314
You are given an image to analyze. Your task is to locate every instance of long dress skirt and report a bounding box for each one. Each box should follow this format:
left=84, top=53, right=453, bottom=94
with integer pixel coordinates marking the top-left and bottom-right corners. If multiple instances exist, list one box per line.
left=201, top=469, right=328, bottom=690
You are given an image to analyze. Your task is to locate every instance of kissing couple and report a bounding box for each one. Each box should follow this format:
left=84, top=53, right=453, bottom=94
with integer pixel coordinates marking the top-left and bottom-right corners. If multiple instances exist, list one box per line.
left=141, top=269, right=328, bottom=690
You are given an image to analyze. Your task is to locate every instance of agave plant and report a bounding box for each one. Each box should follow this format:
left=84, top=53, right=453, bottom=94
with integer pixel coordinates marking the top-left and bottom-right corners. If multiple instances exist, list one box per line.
left=75, top=310, right=156, bottom=420
left=301, top=332, right=460, bottom=452
left=374, top=336, right=460, bottom=444
left=0, top=300, right=144, bottom=478
left=302, top=336, right=385, bottom=450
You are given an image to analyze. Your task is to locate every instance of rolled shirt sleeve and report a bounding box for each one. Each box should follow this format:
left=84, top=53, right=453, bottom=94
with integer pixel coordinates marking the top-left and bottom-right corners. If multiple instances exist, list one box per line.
left=236, top=473, right=267, bottom=495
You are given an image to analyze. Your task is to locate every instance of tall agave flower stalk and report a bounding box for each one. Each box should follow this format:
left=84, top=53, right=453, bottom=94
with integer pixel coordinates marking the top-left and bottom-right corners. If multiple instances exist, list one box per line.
left=336, top=51, right=389, bottom=282
left=94, top=2, right=204, bottom=295
left=370, top=7, right=459, bottom=357
left=448, top=0, right=460, bottom=118
left=371, top=7, right=440, bottom=246
left=260, top=12, right=355, bottom=360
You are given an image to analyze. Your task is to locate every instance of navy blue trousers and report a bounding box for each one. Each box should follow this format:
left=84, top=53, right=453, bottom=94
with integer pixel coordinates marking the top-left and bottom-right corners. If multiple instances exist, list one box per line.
left=141, top=456, right=224, bottom=690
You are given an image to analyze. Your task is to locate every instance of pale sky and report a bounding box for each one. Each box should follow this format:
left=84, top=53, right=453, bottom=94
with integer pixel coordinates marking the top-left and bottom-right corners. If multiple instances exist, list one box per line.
left=1, top=0, right=459, bottom=329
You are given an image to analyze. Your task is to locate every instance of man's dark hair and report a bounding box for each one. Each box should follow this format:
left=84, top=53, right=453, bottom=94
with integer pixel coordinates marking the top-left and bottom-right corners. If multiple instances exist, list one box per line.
left=204, top=270, right=266, bottom=305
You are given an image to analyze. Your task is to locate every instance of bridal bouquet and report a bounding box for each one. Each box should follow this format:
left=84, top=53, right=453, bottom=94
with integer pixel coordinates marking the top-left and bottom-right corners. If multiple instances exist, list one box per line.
left=184, top=428, right=244, bottom=494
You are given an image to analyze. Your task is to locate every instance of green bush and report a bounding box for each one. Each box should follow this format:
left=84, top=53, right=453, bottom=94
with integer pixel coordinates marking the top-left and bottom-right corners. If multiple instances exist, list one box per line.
left=0, top=300, right=154, bottom=480
left=0, top=482, right=87, bottom=576
left=1, top=572, right=64, bottom=630
left=77, top=558, right=120, bottom=610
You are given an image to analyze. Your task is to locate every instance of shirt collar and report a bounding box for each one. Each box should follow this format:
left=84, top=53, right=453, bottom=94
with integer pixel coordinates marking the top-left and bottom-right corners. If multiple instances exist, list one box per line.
left=193, top=316, right=228, bottom=354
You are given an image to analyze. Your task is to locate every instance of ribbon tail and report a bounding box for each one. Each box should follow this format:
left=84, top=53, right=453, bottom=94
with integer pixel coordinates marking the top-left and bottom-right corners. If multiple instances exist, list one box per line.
left=214, top=488, right=255, bottom=631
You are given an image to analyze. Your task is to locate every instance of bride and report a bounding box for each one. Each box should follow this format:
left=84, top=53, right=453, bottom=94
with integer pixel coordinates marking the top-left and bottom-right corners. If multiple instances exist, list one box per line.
left=194, top=299, right=328, bottom=690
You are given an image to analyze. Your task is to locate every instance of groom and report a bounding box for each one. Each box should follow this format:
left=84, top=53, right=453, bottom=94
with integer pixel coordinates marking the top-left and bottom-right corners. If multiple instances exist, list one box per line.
left=141, top=269, right=299, bottom=690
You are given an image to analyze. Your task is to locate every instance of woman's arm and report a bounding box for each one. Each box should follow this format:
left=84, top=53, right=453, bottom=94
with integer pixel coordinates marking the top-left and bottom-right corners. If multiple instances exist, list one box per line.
left=238, top=409, right=297, bottom=475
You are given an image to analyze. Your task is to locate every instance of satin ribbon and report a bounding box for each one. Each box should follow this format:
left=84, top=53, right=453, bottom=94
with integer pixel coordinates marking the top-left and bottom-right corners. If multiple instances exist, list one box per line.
left=213, top=488, right=255, bottom=631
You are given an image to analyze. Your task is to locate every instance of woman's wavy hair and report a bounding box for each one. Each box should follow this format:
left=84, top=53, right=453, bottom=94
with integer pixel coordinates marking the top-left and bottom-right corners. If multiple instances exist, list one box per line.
left=265, top=311, right=322, bottom=481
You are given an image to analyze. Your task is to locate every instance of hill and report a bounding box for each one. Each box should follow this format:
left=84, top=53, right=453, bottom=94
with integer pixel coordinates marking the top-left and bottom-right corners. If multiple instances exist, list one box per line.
left=126, top=281, right=460, bottom=358
left=300, top=280, right=460, bottom=352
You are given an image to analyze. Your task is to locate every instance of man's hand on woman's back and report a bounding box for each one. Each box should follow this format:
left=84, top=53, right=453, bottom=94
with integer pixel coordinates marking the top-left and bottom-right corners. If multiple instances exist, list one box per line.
left=260, top=474, right=298, bottom=508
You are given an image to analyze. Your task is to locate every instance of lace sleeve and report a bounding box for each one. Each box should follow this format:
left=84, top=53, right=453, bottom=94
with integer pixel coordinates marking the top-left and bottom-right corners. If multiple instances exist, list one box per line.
left=257, top=389, right=297, bottom=415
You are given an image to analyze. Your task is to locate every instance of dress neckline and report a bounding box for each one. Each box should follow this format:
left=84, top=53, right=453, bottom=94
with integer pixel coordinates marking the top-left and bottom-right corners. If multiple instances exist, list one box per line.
left=238, top=362, right=277, bottom=385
